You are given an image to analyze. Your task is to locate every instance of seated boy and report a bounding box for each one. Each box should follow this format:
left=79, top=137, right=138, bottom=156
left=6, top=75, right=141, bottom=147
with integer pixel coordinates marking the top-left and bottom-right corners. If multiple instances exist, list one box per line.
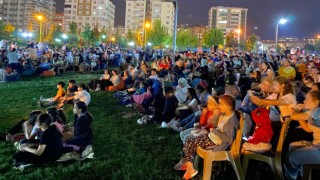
left=39, top=81, right=66, bottom=107
left=58, top=80, right=78, bottom=108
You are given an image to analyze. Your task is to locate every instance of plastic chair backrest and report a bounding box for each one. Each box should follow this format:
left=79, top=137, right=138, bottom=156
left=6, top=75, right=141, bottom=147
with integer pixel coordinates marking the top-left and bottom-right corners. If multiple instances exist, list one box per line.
left=276, top=118, right=291, bottom=155
left=230, top=112, right=244, bottom=156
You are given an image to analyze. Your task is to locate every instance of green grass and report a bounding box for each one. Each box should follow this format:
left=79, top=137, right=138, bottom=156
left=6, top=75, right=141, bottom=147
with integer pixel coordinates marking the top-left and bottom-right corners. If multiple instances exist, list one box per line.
left=0, top=72, right=273, bottom=180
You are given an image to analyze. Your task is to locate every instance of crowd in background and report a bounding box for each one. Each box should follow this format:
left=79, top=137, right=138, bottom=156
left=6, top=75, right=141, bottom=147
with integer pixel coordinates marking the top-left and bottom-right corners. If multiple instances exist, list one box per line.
left=1, top=38, right=320, bottom=179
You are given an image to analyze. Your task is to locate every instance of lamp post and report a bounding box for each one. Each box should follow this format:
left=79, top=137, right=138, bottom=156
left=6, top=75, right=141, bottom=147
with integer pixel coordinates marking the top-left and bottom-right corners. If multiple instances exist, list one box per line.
left=144, top=22, right=151, bottom=47
left=36, top=15, right=44, bottom=42
left=173, top=0, right=178, bottom=65
left=275, top=18, right=287, bottom=53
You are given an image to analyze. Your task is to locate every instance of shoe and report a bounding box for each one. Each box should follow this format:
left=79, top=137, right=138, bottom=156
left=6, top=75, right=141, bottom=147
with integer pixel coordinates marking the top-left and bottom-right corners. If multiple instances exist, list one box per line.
left=95, top=87, right=101, bottom=91
left=161, top=121, right=168, bottom=128
left=174, top=160, right=187, bottom=171
left=171, top=125, right=183, bottom=132
left=125, top=104, right=133, bottom=108
left=183, top=170, right=198, bottom=179
left=81, top=145, right=93, bottom=159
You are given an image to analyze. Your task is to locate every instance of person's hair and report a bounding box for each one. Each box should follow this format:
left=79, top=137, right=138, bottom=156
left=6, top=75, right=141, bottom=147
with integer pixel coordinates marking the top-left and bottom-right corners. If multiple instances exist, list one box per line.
left=164, top=86, right=175, bottom=96
left=308, top=91, right=320, bottom=107
left=47, top=107, right=66, bottom=125
left=69, top=80, right=76, bottom=84
left=75, top=101, right=87, bottom=113
left=304, top=75, right=314, bottom=83
left=260, top=77, right=273, bottom=85
left=37, top=113, right=53, bottom=127
left=219, top=94, right=236, bottom=110
left=312, top=83, right=320, bottom=91
left=112, top=69, right=118, bottom=74
left=274, top=76, right=295, bottom=95
left=262, top=62, right=271, bottom=70
left=79, top=83, right=89, bottom=91
left=57, top=81, right=65, bottom=87
left=196, top=84, right=205, bottom=93
left=75, top=101, right=93, bottom=121
left=29, top=110, right=42, bottom=125
left=187, top=88, right=201, bottom=104
left=295, top=81, right=307, bottom=92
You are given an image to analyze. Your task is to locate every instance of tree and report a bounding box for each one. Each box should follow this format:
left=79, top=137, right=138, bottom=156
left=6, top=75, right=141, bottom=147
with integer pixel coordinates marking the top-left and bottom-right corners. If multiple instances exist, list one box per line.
left=147, top=19, right=168, bottom=47
left=0, top=20, right=6, bottom=39
left=304, top=44, right=315, bottom=52
left=315, top=40, right=320, bottom=52
left=52, top=25, right=63, bottom=40
left=176, top=29, right=198, bottom=49
left=44, top=24, right=55, bottom=43
left=100, top=26, right=108, bottom=41
left=27, top=22, right=33, bottom=32
left=115, top=32, right=126, bottom=47
left=126, top=29, right=134, bottom=42
left=92, top=24, right=101, bottom=44
left=81, top=24, right=93, bottom=46
left=245, top=34, right=258, bottom=51
left=225, top=32, right=238, bottom=47
left=135, top=30, right=143, bottom=46
left=203, top=28, right=224, bottom=47
left=68, top=22, right=78, bottom=34
left=4, top=23, right=15, bottom=36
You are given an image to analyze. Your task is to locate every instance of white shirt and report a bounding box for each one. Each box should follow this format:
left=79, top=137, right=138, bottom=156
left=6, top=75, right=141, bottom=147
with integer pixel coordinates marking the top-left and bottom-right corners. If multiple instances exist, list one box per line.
left=268, top=93, right=296, bottom=117
left=74, top=90, right=91, bottom=106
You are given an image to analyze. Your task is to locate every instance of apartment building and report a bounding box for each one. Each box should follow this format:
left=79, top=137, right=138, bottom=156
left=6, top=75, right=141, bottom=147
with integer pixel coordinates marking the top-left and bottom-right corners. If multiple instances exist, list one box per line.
left=0, top=0, right=56, bottom=32
left=125, top=0, right=175, bottom=36
left=63, top=0, right=115, bottom=32
left=208, top=6, right=248, bottom=41
left=54, top=13, right=64, bottom=29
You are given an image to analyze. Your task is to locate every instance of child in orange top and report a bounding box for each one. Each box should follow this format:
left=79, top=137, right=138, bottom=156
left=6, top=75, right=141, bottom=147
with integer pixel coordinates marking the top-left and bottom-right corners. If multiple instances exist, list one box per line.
left=39, top=82, right=66, bottom=107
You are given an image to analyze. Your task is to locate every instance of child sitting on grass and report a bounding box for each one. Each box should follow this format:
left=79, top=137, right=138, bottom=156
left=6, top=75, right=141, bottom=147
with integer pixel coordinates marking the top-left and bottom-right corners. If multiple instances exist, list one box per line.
left=39, top=81, right=66, bottom=107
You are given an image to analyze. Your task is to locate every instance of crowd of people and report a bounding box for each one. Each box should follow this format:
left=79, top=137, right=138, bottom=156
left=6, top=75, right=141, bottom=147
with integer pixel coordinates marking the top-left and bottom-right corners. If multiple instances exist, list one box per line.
left=1, top=38, right=320, bottom=179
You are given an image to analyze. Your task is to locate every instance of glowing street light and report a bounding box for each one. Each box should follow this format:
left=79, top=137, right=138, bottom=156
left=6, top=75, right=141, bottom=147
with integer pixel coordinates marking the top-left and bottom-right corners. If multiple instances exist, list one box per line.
left=147, top=42, right=152, bottom=46
left=128, top=42, right=135, bottom=47
left=101, top=35, right=106, bottom=39
left=36, top=15, right=44, bottom=42
left=111, top=37, right=115, bottom=42
left=62, top=34, right=68, bottom=39
left=235, top=29, right=241, bottom=34
left=144, top=22, right=151, bottom=47
left=275, top=18, right=288, bottom=52
left=317, top=35, right=320, bottom=39
left=55, top=38, right=61, bottom=42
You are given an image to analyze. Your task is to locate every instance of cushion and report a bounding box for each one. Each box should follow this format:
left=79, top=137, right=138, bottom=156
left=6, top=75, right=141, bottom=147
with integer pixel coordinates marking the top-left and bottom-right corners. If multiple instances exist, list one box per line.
left=42, top=70, right=56, bottom=77
left=107, top=79, right=125, bottom=92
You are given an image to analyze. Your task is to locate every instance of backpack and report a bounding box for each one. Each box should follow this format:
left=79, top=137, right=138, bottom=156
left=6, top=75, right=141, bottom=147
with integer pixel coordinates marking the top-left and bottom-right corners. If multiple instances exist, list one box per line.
left=248, top=107, right=273, bottom=144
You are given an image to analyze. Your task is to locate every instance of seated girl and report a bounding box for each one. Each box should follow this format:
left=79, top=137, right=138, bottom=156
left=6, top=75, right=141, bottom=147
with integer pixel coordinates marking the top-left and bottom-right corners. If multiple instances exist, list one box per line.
left=12, top=113, right=63, bottom=166
left=88, top=69, right=113, bottom=91
left=285, top=91, right=320, bottom=180
left=179, top=95, right=220, bottom=144
left=0, top=110, right=41, bottom=142
left=174, top=95, right=240, bottom=179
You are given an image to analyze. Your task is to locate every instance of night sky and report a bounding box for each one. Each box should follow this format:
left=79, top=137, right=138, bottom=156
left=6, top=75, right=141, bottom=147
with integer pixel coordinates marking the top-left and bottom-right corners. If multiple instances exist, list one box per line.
left=55, top=0, right=320, bottom=40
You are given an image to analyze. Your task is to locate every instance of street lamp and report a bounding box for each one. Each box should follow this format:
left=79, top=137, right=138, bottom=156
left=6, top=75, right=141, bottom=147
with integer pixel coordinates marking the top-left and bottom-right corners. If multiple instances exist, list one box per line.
left=36, top=15, right=44, bottom=42
left=275, top=18, right=287, bottom=53
left=101, top=35, right=106, bottom=39
left=144, top=22, right=151, bottom=47
left=62, top=34, right=68, bottom=40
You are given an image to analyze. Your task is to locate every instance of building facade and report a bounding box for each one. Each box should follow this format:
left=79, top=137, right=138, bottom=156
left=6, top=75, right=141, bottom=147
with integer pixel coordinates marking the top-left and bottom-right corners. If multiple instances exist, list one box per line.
left=208, top=6, right=248, bottom=42
left=63, top=0, right=115, bottom=32
left=0, top=0, right=56, bottom=33
left=54, top=13, right=64, bottom=30
left=125, top=0, right=175, bottom=36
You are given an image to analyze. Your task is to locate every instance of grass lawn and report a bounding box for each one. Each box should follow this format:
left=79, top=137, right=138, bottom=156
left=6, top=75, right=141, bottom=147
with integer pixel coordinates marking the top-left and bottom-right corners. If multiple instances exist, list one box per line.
left=0, top=72, right=276, bottom=180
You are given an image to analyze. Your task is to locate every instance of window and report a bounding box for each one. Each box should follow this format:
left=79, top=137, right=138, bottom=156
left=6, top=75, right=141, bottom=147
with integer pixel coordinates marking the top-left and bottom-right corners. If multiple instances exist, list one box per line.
left=79, top=11, right=82, bottom=15
left=86, top=11, right=90, bottom=15
left=79, top=5, right=83, bottom=9
left=86, top=17, right=89, bottom=20
left=79, top=16, right=82, bottom=20
left=86, top=5, right=90, bottom=9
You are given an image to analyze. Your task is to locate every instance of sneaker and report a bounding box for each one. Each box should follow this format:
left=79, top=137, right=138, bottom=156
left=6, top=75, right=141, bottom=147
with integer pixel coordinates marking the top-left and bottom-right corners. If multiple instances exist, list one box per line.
left=161, top=121, right=168, bottom=128
left=125, top=104, right=133, bottom=108
left=81, top=145, right=93, bottom=159
left=95, top=87, right=101, bottom=91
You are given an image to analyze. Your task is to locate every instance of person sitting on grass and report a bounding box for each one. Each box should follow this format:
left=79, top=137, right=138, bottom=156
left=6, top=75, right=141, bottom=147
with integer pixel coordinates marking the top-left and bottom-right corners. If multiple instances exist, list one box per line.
left=12, top=113, right=63, bottom=167
left=58, top=80, right=78, bottom=108
left=173, top=95, right=240, bottom=179
left=39, top=81, right=66, bottom=107
left=65, top=101, right=93, bottom=157
left=59, top=84, right=91, bottom=107
left=0, top=110, right=42, bottom=142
